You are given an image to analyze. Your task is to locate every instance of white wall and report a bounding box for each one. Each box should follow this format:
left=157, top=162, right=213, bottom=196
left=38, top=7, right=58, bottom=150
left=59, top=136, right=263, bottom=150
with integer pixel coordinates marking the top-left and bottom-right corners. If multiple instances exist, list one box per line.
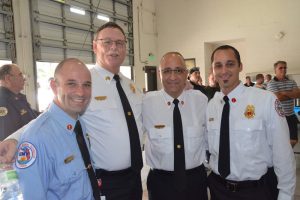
left=132, top=0, right=158, bottom=89
left=153, top=0, right=300, bottom=84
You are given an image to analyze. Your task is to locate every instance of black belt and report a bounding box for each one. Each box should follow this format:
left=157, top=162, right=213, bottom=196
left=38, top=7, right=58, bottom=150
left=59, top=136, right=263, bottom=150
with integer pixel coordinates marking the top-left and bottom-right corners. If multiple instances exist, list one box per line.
left=95, top=167, right=132, bottom=178
left=210, top=172, right=264, bottom=192
left=152, top=165, right=204, bottom=176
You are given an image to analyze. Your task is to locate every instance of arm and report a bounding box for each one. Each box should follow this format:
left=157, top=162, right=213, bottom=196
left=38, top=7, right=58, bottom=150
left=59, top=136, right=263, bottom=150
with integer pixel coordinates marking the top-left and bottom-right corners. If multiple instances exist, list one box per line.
left=272, top=91, right=292, bottom=101
left=267, top=97, right=296, bottom=200
left=16, top=140, right=48, bottom=199
left=0, top=126, right=27, bottom=163
left=280, top=87, right=300, bottom=99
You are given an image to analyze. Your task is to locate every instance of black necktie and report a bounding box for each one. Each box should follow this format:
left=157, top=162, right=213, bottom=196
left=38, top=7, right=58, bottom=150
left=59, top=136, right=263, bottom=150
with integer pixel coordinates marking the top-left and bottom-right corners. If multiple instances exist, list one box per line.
left=113, top=74, right=143, bottom=172
left=218, top=96, right=230, bottom=178
left=74, top=121, right=101, bottom=200
left=173, top=99, right=186, bottom=191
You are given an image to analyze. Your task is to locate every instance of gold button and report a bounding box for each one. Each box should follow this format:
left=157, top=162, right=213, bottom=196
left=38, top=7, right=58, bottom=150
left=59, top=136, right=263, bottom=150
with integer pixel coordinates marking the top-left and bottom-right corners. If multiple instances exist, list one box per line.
left=177, top=145, right=181, bottom=149
left=127, top=111, right=132, bottom=116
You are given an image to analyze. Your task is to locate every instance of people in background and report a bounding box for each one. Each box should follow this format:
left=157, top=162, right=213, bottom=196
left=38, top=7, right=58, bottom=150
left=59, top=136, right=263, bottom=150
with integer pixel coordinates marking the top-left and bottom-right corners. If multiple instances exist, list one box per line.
left=143, top=52, right=208, bottom=200
left=264, top=74, right=272, bottom=85
left=16, top=58, right=99, bottom=200
left=207, top=45, right=295, bottom=200
left=188, top=67, right=206, bottom=95
left=254, top=73, right=266, bottom=89
left=243, top=75, right=254, bottom=87
left=0, top=64, right=38, bottom=141
left=205, top=73, right=220, bottom=101
left=267, top=61, right=300, bottom=148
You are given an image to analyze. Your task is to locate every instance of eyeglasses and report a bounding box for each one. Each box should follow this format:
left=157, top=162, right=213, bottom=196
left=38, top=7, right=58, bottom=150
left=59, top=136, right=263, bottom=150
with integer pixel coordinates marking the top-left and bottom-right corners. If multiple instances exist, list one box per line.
left=278, top=66, right=287, bottom=70
left=95, top=38, right=126, bottom=48
left=9, top=73, right=26, bottom=79
left=160, top=68, right=187, bottom=76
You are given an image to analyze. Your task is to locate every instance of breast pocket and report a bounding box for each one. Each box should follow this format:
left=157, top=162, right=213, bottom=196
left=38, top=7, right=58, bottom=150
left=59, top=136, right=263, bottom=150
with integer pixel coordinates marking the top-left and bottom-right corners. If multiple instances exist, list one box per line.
left=233, top=119, right=265, bottom=153
left=206, top=121, right=220, bottom=154
left=186, top=126, right=204, bottom=153
left=148, top=127, right=172, bottom=154
left=56, top=155, right=86, bottom=185
left=89, top=95, right=118, bottom=111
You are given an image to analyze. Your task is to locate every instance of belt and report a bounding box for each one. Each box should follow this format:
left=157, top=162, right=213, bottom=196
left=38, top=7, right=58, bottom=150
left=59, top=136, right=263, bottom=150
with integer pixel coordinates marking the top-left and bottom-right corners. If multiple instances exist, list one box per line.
left=210, top=172, right=264, bottom=192
left=95, top=167, right=132, bottom=178
left=152, top=165, right=204, bottom=175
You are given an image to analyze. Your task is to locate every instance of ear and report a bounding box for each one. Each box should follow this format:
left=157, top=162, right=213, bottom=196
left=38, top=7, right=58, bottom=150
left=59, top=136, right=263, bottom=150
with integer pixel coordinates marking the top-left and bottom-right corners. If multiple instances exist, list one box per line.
left=92, top=41, right=97, bottom=54
left=239, top=63, right=243, bottom=72
left=50, top=79, right=58, bottom=96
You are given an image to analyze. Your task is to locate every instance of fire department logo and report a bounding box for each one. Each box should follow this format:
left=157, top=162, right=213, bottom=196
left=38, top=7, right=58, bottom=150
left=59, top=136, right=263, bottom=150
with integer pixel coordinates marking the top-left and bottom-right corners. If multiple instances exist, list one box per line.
left=275, top=99, right=285, bottom=117
left=16, top=142, right=37, bottom=169
left=244, top=105, right=255, bottom=119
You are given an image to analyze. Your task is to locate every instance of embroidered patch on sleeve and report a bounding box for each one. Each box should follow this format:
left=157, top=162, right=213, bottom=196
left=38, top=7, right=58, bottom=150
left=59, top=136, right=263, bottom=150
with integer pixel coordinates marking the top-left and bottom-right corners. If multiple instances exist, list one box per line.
left=275, top=99, right=285, bottom=117
left=16, top=142, right=37, bottom=169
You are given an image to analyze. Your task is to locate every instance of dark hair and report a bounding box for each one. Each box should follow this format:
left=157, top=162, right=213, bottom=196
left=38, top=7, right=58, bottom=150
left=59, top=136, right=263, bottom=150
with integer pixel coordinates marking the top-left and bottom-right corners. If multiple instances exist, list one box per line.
left=245, top=76, right=251, bottom=79
left=0, top=64, right=13, bottom=80
left=274, top=61, right=287, bottom=68
left=211, top=45, right=241, bottom=65
left=94, top=22, right=126, bottom=40
left=265, top=74, right=272, bottom=79
left=255, top=73, right=264, bottom=80
left=189, top=67, right=200, bottom=75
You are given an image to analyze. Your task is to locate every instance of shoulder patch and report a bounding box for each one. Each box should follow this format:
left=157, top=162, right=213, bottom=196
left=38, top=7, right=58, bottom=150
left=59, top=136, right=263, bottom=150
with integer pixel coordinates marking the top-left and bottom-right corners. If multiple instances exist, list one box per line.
left=0, top=107, right=8, bottom=117
left=275, top=99, right=285, bottom=117
left=16, top=142, right=37, bottom=169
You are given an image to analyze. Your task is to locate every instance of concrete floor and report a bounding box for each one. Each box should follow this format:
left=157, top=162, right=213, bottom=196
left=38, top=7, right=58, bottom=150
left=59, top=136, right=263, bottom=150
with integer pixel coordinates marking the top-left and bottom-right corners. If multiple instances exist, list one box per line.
left=142, top=125, right=300, bottom=200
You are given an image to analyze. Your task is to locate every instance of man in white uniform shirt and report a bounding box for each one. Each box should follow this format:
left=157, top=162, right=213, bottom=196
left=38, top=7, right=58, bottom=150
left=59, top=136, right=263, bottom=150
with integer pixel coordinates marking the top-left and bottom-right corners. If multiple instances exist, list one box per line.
left=0, top=22, right=143, bottom=200
left=143, top=52, right=208, bottom=200
left=206, top=45, right=295, bottom=200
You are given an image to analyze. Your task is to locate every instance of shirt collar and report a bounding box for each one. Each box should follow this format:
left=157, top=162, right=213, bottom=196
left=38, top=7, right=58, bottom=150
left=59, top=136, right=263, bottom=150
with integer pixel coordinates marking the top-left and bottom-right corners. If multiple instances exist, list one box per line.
left=160, top=89, right=185, bottom=109
left=218, top=81, right=245, bottom=104
left=48, top=102, right=78, bottom=134
left=93, top=63, right=115, bottom=83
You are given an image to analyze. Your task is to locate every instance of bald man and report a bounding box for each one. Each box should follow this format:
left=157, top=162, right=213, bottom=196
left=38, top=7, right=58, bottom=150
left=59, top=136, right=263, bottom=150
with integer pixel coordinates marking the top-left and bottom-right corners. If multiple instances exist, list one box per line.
left=143, top=52, right=208, bottom=200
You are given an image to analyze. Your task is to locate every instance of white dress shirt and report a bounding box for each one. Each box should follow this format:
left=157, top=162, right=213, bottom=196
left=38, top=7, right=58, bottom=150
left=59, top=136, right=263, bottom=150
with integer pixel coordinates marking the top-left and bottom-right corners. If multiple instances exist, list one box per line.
left=82, top=64, right=143, bottom=170
left=207, top=82, right=296, bottom=200
left=143, top=89, right=208, bottom=171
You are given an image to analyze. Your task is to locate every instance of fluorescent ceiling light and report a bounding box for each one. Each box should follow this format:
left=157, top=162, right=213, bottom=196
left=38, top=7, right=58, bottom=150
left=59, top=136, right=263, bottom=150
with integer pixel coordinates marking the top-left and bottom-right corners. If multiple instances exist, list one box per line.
left=97, top=14, right=110, bottom=22
left=70, top=7, right=85, bottom=15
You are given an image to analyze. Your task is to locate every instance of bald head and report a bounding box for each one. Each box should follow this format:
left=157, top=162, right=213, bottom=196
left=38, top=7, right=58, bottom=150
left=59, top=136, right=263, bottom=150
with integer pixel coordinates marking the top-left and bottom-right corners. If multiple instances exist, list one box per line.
left=51, top=58, right=91, bottom=119
left=159, top=52, right=188, bottom=98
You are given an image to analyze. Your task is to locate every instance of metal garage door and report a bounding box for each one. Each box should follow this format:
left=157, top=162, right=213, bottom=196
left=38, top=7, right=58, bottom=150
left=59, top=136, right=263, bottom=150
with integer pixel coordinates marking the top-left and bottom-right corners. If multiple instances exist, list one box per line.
left=30, top=0, right=134, bottom=66
left=0, top=0, right=16, bottom=62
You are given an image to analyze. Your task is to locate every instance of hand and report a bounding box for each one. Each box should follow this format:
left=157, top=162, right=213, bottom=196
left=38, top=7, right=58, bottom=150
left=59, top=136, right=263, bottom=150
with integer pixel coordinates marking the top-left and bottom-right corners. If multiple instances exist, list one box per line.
left=290, top=139, right=298, bottom=148
left=0, top=139, right=18, bottom=163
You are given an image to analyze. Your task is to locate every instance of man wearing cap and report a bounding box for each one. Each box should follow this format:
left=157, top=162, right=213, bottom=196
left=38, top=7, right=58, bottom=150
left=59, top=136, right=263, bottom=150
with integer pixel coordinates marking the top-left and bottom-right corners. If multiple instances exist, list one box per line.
left=143, top=52, right=208, bottom=200
left=207, top=45, right=295, bottom=200
left=188, top=67, right=206, bottom=95
left=0, top=64, right=38, bottom=141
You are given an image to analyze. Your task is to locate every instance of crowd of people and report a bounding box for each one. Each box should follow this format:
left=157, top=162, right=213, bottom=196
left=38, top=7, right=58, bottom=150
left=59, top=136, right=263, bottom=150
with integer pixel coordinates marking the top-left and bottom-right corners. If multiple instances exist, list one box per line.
left=0, top=22, right=299, bottom=200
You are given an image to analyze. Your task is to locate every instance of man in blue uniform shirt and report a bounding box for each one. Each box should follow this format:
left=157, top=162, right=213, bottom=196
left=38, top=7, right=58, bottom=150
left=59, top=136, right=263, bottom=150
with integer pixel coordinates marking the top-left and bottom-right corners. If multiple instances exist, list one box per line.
left=0, top=64, right=38, bottom=140
left=15, top=58, right=99, bottom=200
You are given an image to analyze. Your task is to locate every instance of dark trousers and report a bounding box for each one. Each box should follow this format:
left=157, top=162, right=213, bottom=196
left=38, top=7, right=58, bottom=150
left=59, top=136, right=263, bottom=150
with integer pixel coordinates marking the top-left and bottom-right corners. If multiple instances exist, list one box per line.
left=286, top=114, right=299, bottom=140
left=208, top=171, right=273, bottom=200
left=147, top=165, right=208, bottom=200
left=95, top=168, right=142, bottom=200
